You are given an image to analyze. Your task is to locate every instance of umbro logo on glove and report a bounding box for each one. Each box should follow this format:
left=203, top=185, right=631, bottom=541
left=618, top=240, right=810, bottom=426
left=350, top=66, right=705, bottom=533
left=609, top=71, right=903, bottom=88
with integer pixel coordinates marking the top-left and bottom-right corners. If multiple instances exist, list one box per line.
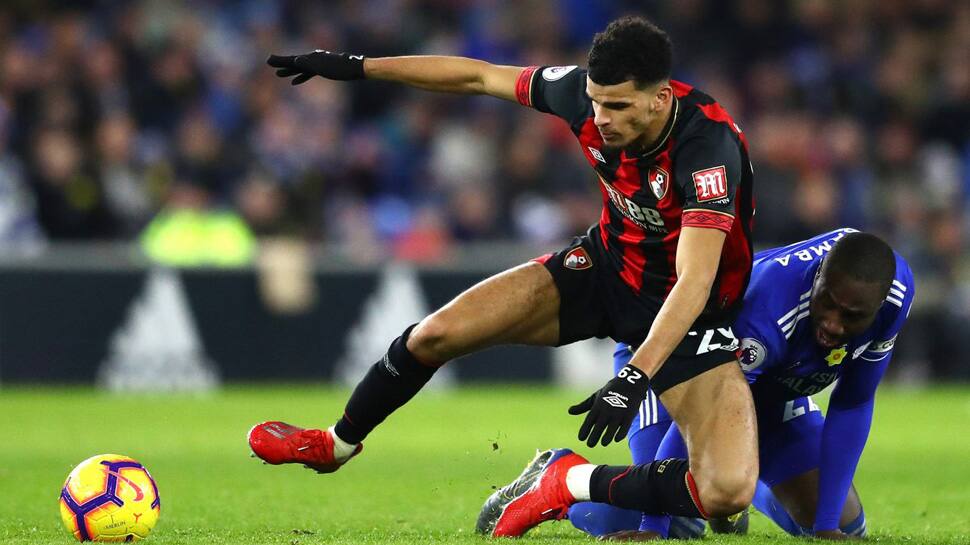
left=602, top=392, right=629, bottom=408
left=568, top=364, right=649, bottom=447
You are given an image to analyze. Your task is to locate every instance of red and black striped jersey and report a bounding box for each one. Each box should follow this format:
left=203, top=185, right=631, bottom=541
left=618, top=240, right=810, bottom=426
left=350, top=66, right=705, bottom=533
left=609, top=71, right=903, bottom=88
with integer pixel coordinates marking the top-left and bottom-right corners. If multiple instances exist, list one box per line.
left=516, top=65, right=754, bottom=315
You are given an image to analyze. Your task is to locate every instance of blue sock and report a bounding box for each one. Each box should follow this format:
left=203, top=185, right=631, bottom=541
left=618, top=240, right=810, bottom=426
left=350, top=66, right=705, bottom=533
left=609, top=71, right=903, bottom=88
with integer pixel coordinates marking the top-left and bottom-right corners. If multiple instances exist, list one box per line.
left=840, top=509, right=867, bottom=537
left=668, top=516, right=707, bottom=539
left=567, top=503, right=641, bottom=537
left=638, top=514, right=670, bottom=537
left=752, top=481, right=805, bottom=536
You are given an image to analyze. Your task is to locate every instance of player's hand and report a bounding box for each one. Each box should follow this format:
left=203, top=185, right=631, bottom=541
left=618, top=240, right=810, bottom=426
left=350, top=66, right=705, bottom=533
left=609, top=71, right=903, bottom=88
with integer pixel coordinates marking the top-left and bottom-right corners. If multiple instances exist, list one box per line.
left=814, top=529, right=851, bottom=540
left=569, top=364, right=649, bottom=447
left=266, top=50, right=366, bottom=84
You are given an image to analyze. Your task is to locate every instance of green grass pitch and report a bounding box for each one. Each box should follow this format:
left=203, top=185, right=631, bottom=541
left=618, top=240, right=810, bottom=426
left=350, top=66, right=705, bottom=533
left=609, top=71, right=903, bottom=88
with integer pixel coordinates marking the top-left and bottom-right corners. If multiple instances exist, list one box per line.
left=1, top=385, right=968, bottom=544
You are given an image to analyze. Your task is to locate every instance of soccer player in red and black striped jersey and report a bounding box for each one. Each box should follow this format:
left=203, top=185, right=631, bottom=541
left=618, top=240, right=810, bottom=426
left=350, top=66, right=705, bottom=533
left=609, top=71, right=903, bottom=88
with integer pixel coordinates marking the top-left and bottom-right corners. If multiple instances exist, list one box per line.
left=251, top=16, right=758, bottom=533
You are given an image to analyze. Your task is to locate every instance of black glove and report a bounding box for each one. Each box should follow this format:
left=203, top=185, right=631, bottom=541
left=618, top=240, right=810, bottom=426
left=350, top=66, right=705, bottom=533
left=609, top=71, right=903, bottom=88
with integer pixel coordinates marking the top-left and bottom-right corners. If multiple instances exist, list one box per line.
left=568, top=364, right=649, bottom=447
left=266, top=50, right=366, bottom=84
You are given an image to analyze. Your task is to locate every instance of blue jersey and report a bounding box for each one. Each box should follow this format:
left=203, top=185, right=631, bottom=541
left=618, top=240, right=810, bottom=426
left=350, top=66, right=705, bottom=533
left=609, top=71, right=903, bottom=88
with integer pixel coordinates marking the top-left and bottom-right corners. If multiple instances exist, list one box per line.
left=611, top=228, right=914, bottom=532
left=735, top=228, right=914, bottom=402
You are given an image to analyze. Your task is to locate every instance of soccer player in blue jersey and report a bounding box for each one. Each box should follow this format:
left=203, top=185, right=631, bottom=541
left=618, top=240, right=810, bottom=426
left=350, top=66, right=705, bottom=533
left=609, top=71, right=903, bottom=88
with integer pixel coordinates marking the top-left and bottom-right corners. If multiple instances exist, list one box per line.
left=492, top=229, right=914, bottom=540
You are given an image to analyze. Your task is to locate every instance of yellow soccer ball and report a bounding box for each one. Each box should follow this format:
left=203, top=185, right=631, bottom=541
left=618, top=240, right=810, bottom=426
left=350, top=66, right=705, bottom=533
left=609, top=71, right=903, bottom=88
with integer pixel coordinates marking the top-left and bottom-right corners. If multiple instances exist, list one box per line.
left=59, top=454, right=160, bottom=541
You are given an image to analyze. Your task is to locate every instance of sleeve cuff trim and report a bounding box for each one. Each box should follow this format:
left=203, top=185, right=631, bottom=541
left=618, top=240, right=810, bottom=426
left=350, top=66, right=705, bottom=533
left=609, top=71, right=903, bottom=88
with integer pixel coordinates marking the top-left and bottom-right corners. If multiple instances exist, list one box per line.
left=682, top=209, right=735, bottom=233
left=515, top=66, right=539, bottom=107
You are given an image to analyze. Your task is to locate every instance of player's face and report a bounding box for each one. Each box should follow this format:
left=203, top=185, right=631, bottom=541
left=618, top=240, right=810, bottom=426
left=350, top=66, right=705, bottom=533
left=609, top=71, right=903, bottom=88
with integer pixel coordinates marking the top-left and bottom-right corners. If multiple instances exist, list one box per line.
left=586, top=78, right=671, bottom=151
left=810, top=269, right=886, bottom=349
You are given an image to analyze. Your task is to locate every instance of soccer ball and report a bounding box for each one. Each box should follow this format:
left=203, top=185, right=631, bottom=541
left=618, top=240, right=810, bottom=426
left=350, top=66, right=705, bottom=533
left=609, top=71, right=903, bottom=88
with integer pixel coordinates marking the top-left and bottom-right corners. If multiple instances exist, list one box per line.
left=59, top=454, right=160, bottom=542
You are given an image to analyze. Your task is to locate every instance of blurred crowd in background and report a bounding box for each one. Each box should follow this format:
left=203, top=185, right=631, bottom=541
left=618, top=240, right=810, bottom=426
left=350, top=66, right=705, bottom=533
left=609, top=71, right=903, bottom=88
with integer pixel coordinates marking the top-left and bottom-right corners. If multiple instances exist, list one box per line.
left=0, top=0, right=968, bottom=376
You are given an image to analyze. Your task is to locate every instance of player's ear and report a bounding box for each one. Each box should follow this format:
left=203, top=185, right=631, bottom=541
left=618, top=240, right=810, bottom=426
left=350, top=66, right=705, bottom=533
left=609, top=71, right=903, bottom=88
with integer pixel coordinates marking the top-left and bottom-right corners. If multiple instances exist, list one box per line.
left=652, top=84, right=672, bottom=113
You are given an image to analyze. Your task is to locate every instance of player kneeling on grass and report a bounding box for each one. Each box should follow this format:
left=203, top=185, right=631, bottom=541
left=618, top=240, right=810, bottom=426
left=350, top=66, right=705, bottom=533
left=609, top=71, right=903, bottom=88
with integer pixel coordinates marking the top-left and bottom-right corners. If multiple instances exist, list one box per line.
left=482, top=229, right=914, bottom=540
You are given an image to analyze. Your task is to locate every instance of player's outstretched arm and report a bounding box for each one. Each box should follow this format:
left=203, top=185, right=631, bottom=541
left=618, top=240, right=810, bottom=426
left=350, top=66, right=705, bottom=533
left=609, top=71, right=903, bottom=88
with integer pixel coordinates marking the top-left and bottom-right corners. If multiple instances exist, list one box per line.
left=267, top=50, right=523, bottom=102
left=812, top=362, right=885, bottom=538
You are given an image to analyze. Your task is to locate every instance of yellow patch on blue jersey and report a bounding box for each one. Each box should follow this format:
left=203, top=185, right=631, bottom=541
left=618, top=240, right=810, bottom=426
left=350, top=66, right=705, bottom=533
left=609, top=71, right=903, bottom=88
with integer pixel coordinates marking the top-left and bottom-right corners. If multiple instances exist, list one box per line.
left=825, top=346, right=848, bottom=366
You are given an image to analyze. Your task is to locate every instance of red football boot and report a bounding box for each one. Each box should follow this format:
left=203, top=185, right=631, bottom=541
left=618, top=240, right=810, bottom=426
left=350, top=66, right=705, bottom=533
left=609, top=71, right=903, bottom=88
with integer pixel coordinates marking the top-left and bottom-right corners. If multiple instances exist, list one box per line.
left=476, top=448, right=588, bottom=538
left=248, top=421, right=362, bottom=473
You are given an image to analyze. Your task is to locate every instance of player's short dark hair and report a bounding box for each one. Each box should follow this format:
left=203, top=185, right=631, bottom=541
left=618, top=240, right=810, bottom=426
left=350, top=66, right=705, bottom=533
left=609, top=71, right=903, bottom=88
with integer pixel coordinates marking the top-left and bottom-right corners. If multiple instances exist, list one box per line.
left=824, top=232, right=896, bottom=294
left=587, top=16, right=672, bottom=88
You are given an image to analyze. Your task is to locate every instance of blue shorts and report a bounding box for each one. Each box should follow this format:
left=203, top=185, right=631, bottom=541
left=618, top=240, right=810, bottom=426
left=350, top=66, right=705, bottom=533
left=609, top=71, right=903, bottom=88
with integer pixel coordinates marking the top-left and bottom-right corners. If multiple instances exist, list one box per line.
left=616, top=343, right=825, bottom=486
left=753, top=394, right=824, bottom=486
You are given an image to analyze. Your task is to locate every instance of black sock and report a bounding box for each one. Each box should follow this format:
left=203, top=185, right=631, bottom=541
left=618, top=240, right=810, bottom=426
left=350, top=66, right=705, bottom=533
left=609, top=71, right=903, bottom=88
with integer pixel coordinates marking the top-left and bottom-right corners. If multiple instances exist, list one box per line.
left=334, top=324, right=438, bottom=444
left=589, top=459, right=708, bottom=519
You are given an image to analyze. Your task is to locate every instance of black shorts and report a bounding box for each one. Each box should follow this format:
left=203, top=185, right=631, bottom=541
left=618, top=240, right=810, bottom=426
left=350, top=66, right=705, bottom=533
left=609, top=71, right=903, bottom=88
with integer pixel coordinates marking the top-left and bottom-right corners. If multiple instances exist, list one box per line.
left=535, top=227, right=740, bottom=394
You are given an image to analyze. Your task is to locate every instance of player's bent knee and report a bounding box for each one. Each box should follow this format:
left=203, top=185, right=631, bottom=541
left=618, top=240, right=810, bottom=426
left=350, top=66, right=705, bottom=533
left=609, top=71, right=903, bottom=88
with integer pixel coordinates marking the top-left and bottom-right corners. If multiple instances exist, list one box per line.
left=699, top=488, right=754, bottom=518
left=696, top=472, right=756, bottom=518
left=407, top=316, right=454, bottom=365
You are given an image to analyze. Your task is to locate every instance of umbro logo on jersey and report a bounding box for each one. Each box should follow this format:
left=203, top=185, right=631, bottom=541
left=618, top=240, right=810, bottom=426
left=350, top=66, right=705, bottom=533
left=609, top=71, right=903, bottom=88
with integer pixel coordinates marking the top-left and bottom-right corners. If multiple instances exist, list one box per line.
left=602, top=391, right=629, bottom=408
left=588, top=146, right=606, bottom=163
left=692, top=165, right=728, bottom=202
left=563, top=247, right=593, bottom=270
left=649, top=167, right=669, bottom=200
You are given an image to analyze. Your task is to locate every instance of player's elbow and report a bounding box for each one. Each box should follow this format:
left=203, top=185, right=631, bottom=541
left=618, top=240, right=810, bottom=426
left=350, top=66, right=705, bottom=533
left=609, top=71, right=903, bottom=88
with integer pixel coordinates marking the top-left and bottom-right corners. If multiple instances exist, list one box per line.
left=465, top=59, right=497, bottom=95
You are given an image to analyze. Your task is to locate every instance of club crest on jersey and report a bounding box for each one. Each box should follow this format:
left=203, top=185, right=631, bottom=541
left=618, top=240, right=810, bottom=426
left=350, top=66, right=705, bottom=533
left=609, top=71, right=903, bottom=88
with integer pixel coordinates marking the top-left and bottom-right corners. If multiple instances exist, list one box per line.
left=649, top=167, right=669, bottom=200
left=563, top=247, right=592, bottom=270
left=825, top=345, right=848, bottom=367
left=692, top=165, right=728, bottom=202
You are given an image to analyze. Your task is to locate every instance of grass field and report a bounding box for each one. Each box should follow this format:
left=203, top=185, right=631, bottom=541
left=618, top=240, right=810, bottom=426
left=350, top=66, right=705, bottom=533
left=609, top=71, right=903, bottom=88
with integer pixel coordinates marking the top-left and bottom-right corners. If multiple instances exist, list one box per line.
left=1, top=385, right=968, bottom=544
